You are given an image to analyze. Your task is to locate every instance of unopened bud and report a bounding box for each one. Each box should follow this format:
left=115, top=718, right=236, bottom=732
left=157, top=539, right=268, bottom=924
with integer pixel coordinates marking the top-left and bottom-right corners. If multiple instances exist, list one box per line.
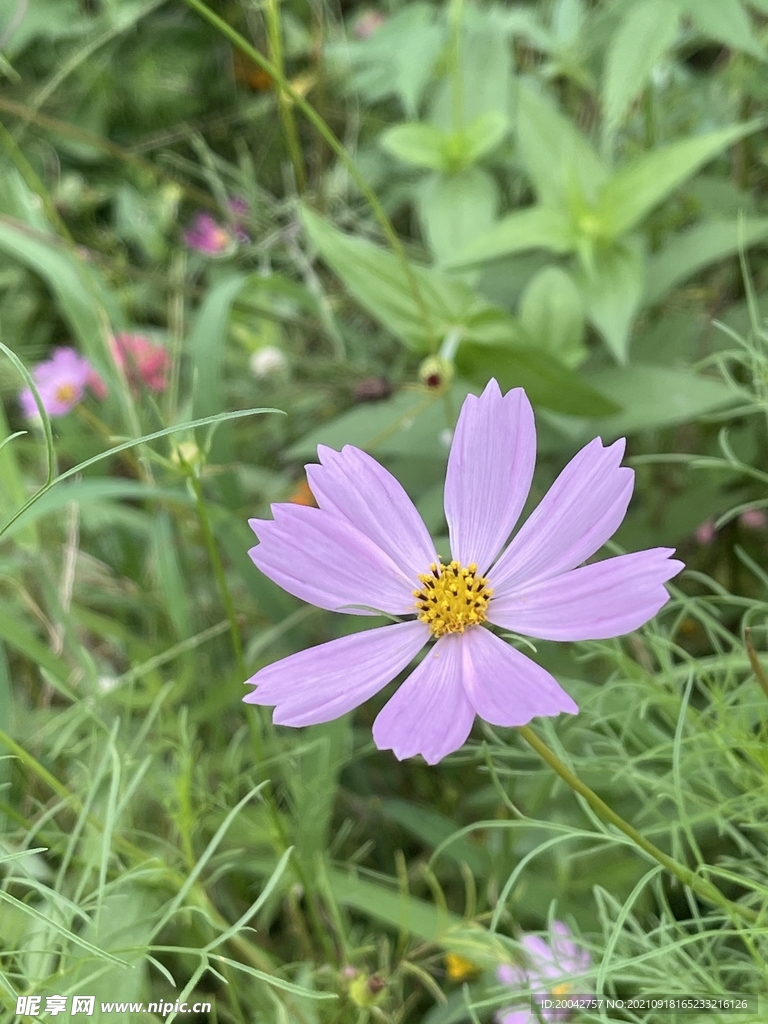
left=349, top=973, right=386, bottom=1008
left=171, top=441, right=201, bottom=469
left=419, top=356, right=454, bottom=392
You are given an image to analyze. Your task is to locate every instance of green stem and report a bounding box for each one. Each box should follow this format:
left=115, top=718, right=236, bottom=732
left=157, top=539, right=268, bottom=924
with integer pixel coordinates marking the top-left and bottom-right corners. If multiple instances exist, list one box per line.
left=180, top=0, right=434, bottom=346
left=188, top=473, right=244, bottom=680
left=517, top=725, right=761, bottom=926
left=264, top=0, right=307, bottom=192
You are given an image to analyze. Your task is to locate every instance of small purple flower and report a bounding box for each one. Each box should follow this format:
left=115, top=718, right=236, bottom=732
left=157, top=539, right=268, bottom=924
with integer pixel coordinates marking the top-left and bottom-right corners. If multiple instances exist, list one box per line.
left=739, top=508, right=766, bottom=531
left=184, top=213, right=233, bottom=255
left=19, top=347, right=96, bottom=419
left=496, top=922, right=592, bottom=1023
left=244, top=380, right=683, bottom=764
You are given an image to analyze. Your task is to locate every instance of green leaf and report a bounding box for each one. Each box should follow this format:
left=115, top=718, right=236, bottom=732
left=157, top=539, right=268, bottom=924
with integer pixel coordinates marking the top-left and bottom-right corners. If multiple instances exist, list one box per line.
left=680, top=0, right=765, bottom=60
left=519, top=266, right=587, bottom=366
left=445, top=205, right=575, bottom=268
left=597, top=119, right=765, bottom=238
left=328, top=869, right=459, bottom=942
left=461, top=111, right=509, bottom=164
left=578, top=238, right=645, bottom=362
left=380, top=799, right=488, bottom=873
left=583, top=365, right=742, bottom=435
left=419, top=168, right=499, bottom=265
left=287, top=388, right=465, bottom=461
left=302, top=207, right=477, bottom=351
left=515, top=80, right=609, bottom=207
left=379, top=123, right=449, bottom=171
left=428, top=11, right=512, bottom=130
left=455, top=342, right=620, bottom=416
left=643, top=218, right=768, bottom=307
left=602, top=0, right=679, bottom=135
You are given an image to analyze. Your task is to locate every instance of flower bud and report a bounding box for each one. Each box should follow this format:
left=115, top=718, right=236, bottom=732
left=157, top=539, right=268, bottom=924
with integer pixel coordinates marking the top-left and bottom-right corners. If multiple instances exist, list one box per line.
left=419, top=356, right=454, bottom=392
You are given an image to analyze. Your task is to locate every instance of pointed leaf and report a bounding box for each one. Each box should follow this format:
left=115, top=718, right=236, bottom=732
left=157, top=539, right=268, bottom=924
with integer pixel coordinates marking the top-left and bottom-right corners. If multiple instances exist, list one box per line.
left=578, top=238, right=645, bottom=362
left=583, top=365, right=742, bottom=435
left=445, top=205, right=575, bottom=268
left=515, top=80, right=609, bottom=207
left=302, top=207, right=476, bottom=351
left=455, top=341, right=620, bottom=416
left=602, top=1, right=679, bottom=135
left=380, top=123, right=449, bottom=171
left=420, top=168, right=498, bottom=265
left=644, top=218, right=768, bottom=306
left=680, top=0, right=765, bottom=60
left=519, top=266, right=587, bottom=366
left=597, top=119, right=765, bottom=238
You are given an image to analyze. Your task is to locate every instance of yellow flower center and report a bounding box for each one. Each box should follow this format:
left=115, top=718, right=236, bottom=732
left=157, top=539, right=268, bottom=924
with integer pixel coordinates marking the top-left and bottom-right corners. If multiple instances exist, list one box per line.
left=414, top=560, right=492, bottom=638
left=551, top=983, right=572, bottom=997
left=54, top=382, right=77, bottom=403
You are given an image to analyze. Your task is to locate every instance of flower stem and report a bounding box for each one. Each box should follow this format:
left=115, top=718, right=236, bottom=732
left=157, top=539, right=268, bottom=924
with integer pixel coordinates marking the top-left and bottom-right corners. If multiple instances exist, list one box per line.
left=188, top=473, right=244, bottom=681
left=517, top=724, right=760, bottom=926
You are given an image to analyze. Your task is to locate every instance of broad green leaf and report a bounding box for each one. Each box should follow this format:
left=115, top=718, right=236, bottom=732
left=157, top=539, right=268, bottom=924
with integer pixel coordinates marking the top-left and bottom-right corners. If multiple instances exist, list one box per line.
left=287, top=388, right=464, bottom=460
left=578, top=237, right=645, bottom=362
left=0, top=610, right=70, bottom=683
left=515, top=80, right=609, bottom=207
left=455, top=342, right=620, bottom=416
left=380, top=799, right=488, bottom=873
left=644, top=218, right=768, bottom=307
left=461, top=111, right=509, bottom=164
left=597, top=119, right=765, bottom=238
left=429, top=11, right=512, bottom=131
left=302, top=207, right=477, bottom=351
left=420, top=168, right=499, bottom=265
left=445, top=205, right=575, bottom=268
left=328, top=869, right=512, bottom=965
left=327, top=869, right=459, bottom=943
left=379, top=123, right=449, bottom=171
left=0, top=171, right=122, bottom=369
left=332, top=4, right=444, bottom=117
left=189, top=272, right=249, bottom=505
left=602, top=0, right=679, bottom=135
left=583, top=365, right=742, bottom=435
left=519, top=266, right=587, bottom=366
left=680, top=0, right=765, bottom=60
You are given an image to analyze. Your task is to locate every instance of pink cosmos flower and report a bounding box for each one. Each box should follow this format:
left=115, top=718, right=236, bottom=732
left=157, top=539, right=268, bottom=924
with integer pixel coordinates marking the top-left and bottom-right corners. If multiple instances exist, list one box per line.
left=496, top=921, right=591, bottom=1023
left=244, top=380, right=683, bottom=764
left=111, top=333, right=169, bottom=392
left=19, top=347, right=101, bottom=419
left=184, top=212, right=233, bottom=255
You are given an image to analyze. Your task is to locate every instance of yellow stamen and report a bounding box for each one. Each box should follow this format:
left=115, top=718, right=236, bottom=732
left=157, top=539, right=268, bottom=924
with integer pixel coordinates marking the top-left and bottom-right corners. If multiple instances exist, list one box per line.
left=54, top=382, right=77, bottom=403
left=551, top=982, right=571, bottom=996
left=413, top=560, right=492, bottom=638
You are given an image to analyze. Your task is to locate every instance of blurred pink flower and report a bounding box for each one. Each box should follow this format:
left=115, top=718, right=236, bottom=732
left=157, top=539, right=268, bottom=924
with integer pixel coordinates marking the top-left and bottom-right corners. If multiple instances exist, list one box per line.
left=739, top=508, right=766, bottom=531
left=111, top=333, right=169, bottom=392
left=184, top=213, right=233, bottom=255
left=19, top=347, right=102, bottom=419
left=496, top=922, right=591, bottom=1023
left=695, top=520, right=716, bottom=545
left=354, top=9, right=386, bottom=38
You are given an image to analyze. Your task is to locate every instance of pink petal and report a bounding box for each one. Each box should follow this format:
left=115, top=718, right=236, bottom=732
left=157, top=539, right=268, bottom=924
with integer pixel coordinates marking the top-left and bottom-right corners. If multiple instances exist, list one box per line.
left=488, top=548, right=683, bottom=641
left=249, top=504, right=416, bottom=615
left=244, top=620, right=428, bottom=726
left=372, top=634, right=476, bottom=764
left=489, top=438, right=633, bottom=594
left=459, top=626, right=578, bottom=725
left=306, top=445, right=437, bottom=577
left=445, top=381, right=536, bottom=575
